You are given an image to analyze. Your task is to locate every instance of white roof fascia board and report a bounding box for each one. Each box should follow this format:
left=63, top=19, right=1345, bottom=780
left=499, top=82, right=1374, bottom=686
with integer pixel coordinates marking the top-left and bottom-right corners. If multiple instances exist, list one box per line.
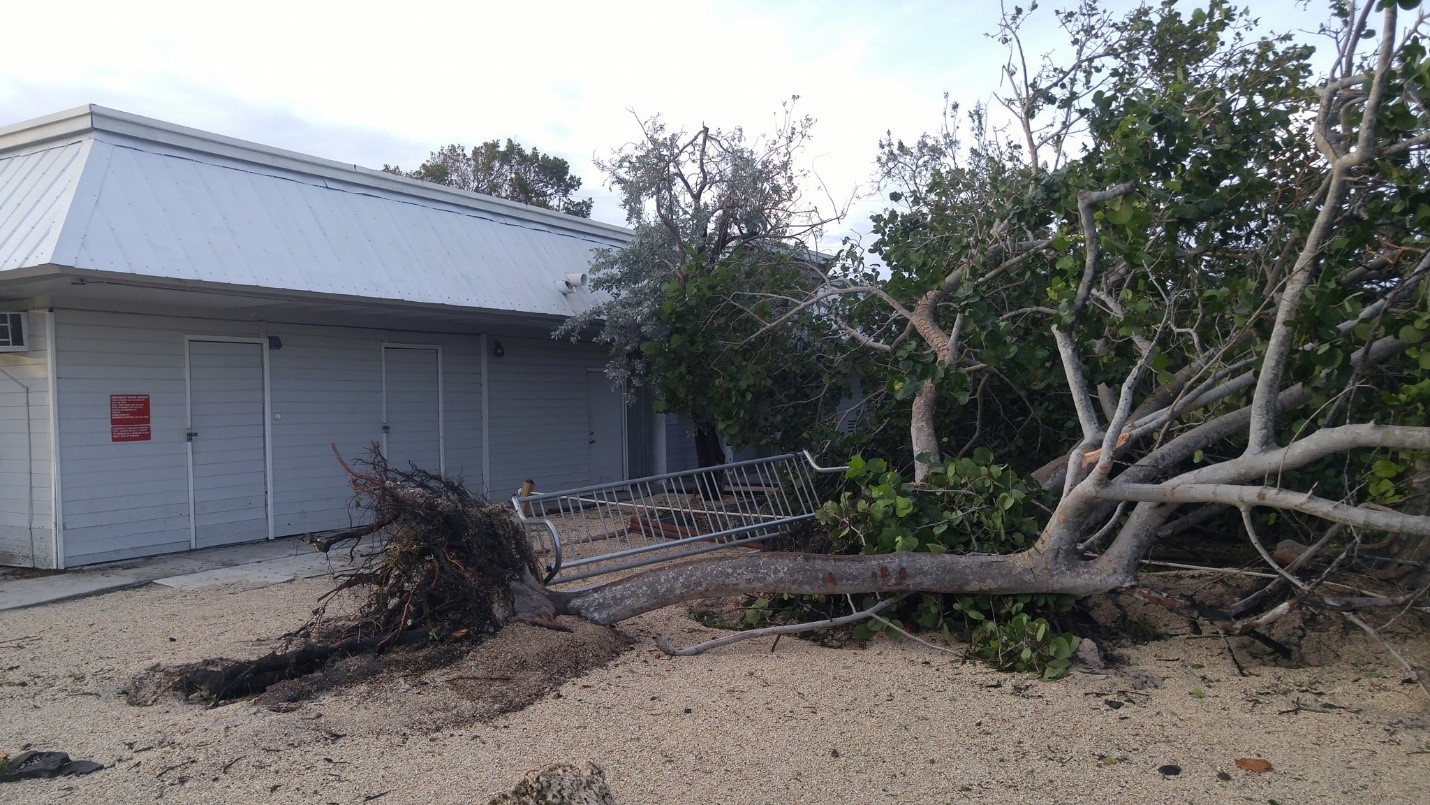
left=0, top=105, right=98, bottom=154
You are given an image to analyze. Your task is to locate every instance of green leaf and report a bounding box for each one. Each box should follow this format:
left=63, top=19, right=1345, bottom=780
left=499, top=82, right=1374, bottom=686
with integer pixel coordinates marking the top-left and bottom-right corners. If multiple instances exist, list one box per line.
left=895, top=496, right=914, bottom=518
left=846, top=455, right=866, bottom=479
left=1105, top=199, right=1135, bottom=225
left=1372, top=459, right=1403, bottom=479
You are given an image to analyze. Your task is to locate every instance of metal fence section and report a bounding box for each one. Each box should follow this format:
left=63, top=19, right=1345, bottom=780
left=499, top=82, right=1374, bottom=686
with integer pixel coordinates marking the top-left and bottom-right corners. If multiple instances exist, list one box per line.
left=513, top=451, right=846, bottom=587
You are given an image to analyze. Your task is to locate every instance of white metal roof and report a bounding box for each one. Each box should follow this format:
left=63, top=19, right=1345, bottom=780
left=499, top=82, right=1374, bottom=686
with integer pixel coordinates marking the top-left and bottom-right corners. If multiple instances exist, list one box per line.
left=0, top=106, right=627, bottom=320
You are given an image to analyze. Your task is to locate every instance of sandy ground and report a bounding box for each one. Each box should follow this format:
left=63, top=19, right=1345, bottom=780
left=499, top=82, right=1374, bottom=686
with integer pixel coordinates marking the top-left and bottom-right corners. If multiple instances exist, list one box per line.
left=1, top=573, right=1427, bottom=804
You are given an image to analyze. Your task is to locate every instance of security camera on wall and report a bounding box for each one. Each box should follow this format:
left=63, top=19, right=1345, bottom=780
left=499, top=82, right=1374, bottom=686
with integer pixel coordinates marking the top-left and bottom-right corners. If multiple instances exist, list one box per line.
left=561, top=272, right=589, bottom=294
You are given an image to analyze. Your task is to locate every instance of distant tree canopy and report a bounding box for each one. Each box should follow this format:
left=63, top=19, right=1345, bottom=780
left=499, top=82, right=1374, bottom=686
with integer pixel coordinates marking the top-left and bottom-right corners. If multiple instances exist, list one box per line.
left=384, top=139, right=593, bottom=218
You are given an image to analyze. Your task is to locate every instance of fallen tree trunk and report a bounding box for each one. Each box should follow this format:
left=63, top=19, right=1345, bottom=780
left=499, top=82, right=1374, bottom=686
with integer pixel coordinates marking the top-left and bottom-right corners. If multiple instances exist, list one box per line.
left=549, top=549, right=1130, bottom=625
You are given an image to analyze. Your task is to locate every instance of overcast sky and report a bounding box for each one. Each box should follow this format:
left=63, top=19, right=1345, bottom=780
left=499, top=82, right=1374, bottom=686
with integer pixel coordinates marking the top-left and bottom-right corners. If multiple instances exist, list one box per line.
left=2, top=0, right=1323, bottom=242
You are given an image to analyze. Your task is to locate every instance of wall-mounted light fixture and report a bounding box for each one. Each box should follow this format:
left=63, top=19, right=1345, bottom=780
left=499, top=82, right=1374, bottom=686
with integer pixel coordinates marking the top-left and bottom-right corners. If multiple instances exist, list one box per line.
left=492, top=340, right=505, bottom=358
left=267, top=336, right=283, bottom=350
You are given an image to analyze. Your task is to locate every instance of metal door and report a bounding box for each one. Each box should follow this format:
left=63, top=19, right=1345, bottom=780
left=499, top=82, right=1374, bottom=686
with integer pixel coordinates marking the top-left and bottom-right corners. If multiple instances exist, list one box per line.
left=383, top=346, right=442, bottom=473
left=187, top=339, right=269, bottom=548
left=586, top=369, right=624, bottom=484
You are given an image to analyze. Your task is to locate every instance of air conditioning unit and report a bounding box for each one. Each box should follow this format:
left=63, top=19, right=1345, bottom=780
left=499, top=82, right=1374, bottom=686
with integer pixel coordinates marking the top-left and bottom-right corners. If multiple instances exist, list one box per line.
left=0, top=312, right=29, bottom=352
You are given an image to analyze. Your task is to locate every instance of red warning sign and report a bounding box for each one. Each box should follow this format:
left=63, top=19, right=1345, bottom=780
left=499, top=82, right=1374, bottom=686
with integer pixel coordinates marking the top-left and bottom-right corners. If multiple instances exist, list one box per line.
left=110, top=394, right=151, bottom=442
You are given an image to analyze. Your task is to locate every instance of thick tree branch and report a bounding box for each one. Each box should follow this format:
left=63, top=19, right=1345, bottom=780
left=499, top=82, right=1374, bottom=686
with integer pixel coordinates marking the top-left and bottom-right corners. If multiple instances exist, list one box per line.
left=554, top=550, right=1128, bottom=625
left=1071, top=182, right=1136, bottom=320
left=1179, top=423, right=1430, bottom=486
left=1099, top=482, right=1430, bottom=537
left=911, top=379, right=941, bottom=482
left=1246, top=8, right=1404, bottom=453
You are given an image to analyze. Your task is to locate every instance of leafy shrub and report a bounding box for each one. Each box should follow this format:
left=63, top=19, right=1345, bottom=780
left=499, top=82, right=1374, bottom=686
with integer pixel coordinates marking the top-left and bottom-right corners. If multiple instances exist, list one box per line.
left=815, top=451, right=1079, bottom=678
left=966, top=604, right=1080, bottom=680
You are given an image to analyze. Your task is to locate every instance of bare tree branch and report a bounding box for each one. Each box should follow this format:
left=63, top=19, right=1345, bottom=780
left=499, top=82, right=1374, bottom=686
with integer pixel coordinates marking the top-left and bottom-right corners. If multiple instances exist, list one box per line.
left=1101, top=482, right=1430, bottom=537
left=654, top=596, right=904, bottom=656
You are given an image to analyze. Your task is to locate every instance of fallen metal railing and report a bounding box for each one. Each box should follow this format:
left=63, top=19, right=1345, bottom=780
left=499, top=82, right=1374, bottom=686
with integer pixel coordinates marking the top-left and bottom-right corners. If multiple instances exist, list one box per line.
left=513, top=451, right=846, bottom=588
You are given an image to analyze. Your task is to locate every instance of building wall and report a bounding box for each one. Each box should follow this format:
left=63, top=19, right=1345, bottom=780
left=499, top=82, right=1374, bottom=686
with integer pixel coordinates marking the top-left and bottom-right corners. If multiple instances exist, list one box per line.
left=265, top=328, right=384, bottom=536
left=53, top=310, right=192, bottom=564
left=264, top=331, right=485, bottom=534
left=48, top=309, right=496, bottom=566
left=664, top=414, right=701, bottom=473
left=41, top=309, right=664, bottom=567
left=485, top=336, right=618, bottom=499
left=5, top=307, right=699, bottom=568
left=0, top=310, right=56, bottom=568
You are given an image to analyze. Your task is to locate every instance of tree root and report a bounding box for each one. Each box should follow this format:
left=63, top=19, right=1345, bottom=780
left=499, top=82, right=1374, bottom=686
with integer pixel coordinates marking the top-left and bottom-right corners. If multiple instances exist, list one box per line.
left=308, top=518, right=395, bottom=553
left=174, top=630, right=429, bottom=704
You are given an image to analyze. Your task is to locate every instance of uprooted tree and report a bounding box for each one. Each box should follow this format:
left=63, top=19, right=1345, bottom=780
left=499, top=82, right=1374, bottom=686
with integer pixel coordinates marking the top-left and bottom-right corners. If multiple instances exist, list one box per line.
left=160, top=448, right=553, bottom=704
left=545, top=0, right=1430, bottom=674
left=151, top=1, right=1430, bottom=708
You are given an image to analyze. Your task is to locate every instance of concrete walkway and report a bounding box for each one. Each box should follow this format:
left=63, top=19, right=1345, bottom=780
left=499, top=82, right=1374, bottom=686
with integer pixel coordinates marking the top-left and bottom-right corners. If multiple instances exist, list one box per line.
left=0, top=536, right=370, bottom=612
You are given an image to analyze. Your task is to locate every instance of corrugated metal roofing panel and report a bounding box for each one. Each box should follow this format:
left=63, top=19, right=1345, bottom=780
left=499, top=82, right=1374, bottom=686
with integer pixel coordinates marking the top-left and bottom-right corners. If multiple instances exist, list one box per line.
left=1, top=107, right=626, bottom=319
left=0, top=140, right=90, bottom=271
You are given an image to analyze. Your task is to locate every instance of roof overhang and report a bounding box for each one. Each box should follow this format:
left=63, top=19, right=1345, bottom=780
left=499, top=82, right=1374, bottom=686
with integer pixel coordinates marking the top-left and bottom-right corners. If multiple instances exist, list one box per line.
left=0, top=264, right=583, bottom=339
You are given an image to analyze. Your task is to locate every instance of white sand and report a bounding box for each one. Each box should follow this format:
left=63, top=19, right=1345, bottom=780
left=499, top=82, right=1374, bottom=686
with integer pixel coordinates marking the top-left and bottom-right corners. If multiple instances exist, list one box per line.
left=1, top=574, right=1426, bottom=804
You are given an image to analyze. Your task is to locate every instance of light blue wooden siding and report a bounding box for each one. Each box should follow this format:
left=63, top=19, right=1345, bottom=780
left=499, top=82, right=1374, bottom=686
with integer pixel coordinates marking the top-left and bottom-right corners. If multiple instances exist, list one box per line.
left=586, top=369, right=624, bottom=484
left=439, top=339, right=482, bottom=490
left=53, top=310, right=193, bottom=564
left=0, top=311, right=56, bottom=568
left=383, top=346, right=441, bottom=473
left=188, top=340, right=268, bottom=548
left=271, top=337, right=480, bottom=534
left=48, top=307, right=652, bottom=566
left=486, top=338, right=614, bottom=499
left=267, top=330, right=383, bottom=535
left=664, top=414, right=700, bottom=472
left=51, top=310, right=488, bottom=565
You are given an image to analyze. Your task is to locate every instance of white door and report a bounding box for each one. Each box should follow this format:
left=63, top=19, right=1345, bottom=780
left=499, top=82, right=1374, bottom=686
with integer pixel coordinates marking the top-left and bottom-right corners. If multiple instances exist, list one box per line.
left=383, top=346, right=442, bottom=473
left=188, top=339, right=269, bottom=548
left=586, top=369, right=625, bottom=484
